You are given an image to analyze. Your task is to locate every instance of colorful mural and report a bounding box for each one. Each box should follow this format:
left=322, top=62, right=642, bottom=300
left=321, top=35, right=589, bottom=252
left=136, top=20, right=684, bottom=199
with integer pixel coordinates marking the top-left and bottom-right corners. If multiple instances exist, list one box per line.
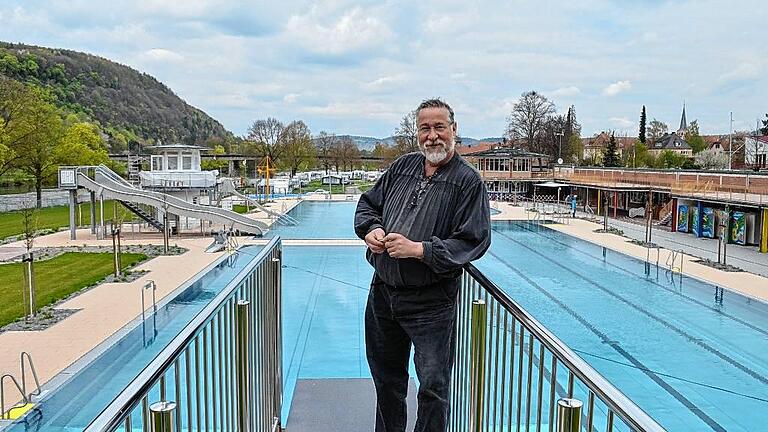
left=677, top=205, right=689, bottom=233
left=691, top=206, right=700, bottom=237
left=702, top=208, right=715, bottom=238
left=731, top=212, right=746, bottom=245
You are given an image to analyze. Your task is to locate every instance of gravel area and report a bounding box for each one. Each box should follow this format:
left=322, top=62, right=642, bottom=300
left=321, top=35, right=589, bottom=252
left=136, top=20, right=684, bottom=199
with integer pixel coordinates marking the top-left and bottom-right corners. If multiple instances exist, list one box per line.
left=693, top=258, right=744, bottom=272
left=3, top=244, right=186, bottom=263
left=1, top=307, right=79, bottom=332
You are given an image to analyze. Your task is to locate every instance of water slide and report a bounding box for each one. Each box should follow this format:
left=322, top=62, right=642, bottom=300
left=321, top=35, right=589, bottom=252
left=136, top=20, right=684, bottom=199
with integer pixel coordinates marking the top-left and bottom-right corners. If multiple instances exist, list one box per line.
left=76, top=165, right=269, bottom=236
left=219, top=179, right=299, bottom=226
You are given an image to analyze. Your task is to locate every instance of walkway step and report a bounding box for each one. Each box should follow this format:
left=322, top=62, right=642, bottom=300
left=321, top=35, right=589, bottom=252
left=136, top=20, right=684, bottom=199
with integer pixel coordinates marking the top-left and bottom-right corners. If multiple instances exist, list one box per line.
left=286, top=378, right=417, bottom=431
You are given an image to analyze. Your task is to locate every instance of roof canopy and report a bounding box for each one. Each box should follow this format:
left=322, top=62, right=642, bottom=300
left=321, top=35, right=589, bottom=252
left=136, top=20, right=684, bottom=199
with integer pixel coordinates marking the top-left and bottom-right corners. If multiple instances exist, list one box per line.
left=469, top=147, right=548, bottom=158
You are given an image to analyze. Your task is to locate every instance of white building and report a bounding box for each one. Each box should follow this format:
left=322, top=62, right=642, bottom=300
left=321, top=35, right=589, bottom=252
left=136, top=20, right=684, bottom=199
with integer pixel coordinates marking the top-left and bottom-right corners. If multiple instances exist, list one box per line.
left=744, top=136, right=768, bottom=170
left=140, top=144, right=217, bottom=189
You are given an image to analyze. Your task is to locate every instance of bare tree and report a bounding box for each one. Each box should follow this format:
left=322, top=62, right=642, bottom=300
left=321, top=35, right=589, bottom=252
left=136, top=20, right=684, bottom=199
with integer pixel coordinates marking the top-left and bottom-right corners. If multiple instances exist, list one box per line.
left=647, top=119, right=668, bottom=145
left=281, top=120, right=316, bottom=175
left=394, top=110, right=419, bottom=153
left=505, top=91, right=556, bottom=154
left=695, top=149, right=729, bottom=170
left=315, top=131, right=337, bottom=174
left=246, top=117, right=285, bottom=162
left=330, top=137, right=360, bottom=171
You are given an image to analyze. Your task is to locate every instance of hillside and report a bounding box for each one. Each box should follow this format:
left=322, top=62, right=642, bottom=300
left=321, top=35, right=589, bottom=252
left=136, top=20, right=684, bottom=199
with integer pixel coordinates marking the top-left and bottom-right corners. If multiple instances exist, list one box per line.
left=0, top=42, right=232, bottom=151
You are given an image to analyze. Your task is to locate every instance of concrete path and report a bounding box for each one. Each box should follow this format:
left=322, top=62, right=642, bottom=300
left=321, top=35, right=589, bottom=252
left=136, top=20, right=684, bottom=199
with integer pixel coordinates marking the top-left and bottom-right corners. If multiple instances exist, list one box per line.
left=608, top=217, right=768, bottom=277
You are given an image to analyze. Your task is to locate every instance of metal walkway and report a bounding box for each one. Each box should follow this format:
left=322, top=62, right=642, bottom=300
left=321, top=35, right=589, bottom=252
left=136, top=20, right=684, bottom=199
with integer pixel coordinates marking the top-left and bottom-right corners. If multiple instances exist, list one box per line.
left=286, top=379, right=417, bottom=431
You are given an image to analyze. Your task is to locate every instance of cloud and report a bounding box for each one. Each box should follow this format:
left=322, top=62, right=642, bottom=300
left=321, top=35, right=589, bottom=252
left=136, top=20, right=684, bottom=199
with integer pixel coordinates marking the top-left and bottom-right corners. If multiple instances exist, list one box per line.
left=550, top=86, right=581, bottom=97
left=285, top=7, right=393, bottom=59
left=718, top=62, right=761, bottom=83
left=609, top=117, right=634, bottom=129
left=602, top=80, right=632, bottom=96
left=141, top=48, right=184, bottom=63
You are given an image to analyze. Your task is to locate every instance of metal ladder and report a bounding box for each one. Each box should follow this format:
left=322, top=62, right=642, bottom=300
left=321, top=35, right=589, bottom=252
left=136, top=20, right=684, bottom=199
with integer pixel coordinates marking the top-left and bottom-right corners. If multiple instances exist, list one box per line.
left=141, top=280, right=158, bottom=347
left=666, top=249, right=685, bottom=274
left=1, top=352, right=41, bottom=420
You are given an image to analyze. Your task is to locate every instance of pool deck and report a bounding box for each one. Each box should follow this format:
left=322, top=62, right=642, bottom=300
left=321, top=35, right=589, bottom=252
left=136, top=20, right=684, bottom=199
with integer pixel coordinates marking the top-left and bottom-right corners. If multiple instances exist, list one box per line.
left=490, top=201, right=768, bottom=302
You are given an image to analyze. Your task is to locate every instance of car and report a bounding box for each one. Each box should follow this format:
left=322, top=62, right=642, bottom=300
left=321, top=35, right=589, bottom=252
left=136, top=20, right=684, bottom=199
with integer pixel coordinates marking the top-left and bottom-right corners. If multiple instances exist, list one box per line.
left=311, top=189, right=330, bottom=195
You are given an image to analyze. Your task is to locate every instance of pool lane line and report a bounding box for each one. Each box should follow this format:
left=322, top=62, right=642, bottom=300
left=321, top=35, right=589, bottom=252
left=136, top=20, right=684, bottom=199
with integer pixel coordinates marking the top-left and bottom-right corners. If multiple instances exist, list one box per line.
left=492, top=229, right=768, bottom=388
left=283, top=264, right=369, bottom=291
left=505, top=222, right=768, bottom=339
left=486, top=249, right=727, bottom=432
left=572, top=349, right=768, bottom=404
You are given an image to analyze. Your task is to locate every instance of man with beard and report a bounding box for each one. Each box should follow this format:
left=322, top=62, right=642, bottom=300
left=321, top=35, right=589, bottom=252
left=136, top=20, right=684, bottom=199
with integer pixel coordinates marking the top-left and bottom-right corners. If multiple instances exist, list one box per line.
left=354, top=98, right=491, bottom=431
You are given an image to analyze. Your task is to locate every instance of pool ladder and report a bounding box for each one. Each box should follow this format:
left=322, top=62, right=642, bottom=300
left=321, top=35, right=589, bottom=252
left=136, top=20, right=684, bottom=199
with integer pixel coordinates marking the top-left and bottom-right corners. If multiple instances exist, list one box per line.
left=141, top=280, right=158, bottom=347
left=1, top=352, right=41, bottom=420
left=666, top=249, right=685, bottom=274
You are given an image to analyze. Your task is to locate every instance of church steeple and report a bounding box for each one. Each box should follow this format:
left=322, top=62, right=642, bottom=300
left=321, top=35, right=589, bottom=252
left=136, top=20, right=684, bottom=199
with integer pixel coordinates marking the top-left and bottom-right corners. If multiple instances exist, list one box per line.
left=678, top=102, right=688, bottom=133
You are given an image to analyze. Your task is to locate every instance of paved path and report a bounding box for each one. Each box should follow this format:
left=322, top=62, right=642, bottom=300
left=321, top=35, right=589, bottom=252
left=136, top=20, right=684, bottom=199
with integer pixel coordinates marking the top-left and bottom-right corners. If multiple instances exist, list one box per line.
left=608, top=217, right=768, bottom=277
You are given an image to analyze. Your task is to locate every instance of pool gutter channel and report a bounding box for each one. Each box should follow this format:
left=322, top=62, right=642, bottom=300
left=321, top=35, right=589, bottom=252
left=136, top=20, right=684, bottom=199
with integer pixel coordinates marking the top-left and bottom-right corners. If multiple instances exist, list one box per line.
left=0, top=247, right=253, bottom=431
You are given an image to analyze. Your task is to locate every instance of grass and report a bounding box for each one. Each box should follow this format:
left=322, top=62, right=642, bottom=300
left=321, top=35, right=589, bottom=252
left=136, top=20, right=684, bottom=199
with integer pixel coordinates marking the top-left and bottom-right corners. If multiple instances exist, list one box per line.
left=0, top=200, right=131, bottom=241
left=0, top=251, right=147, bottom=327
left=233, top=204, right=248, bottom=214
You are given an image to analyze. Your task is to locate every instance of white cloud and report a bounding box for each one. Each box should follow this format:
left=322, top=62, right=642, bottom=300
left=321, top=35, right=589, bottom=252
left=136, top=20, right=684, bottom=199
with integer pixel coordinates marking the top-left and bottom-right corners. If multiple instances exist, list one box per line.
left=609, top=117, right=634, bottom=129
left=718, top=62, right=761, bottom=83
left=142, top=48, right=184, bottom=63
left=602, top=80, right=632, bottom=97
left=283, top=93, right=300, bottom=103
left=550, top=86, right=581, bottom=97
left=285, top=7, right=393, bottom=57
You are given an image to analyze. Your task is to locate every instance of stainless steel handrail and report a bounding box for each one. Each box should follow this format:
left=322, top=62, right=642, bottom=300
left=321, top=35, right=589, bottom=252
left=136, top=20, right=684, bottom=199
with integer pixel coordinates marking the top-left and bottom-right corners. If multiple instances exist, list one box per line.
left=451, top=264, right=665, bottom=432
left=19, top=352, right=41, bottom=401
left=84, top=237, right=283, bottom=432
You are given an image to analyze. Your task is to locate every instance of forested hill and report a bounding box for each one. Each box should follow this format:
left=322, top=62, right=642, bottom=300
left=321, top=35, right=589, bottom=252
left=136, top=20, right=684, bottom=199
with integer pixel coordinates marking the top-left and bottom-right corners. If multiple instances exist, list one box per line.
left=0, top=42, right=232, bottom=151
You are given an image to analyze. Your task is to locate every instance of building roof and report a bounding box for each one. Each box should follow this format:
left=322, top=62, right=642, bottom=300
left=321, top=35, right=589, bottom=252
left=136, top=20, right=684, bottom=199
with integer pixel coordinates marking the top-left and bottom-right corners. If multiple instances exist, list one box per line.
left=469, top=147, right=548, bottom=158
left=652, top=132, right=691, bottom=150
left=581, top=132, right=636, bottom=150
left=456, top=142, right=495, bottom=156
left=147, top=144, right=209, bottom=151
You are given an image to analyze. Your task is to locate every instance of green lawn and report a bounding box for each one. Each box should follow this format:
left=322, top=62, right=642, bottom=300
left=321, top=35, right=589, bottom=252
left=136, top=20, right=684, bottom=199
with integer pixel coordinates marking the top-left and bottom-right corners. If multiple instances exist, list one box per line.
left=0, top=252, right=147, bottom=327
left=0, top=200, right=130, bottom=240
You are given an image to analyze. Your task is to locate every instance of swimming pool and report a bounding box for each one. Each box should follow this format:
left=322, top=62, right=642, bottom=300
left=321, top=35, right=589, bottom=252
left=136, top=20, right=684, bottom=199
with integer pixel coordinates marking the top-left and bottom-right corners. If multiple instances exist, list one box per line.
left=267, top=201, right=358, bottom=239
left=274, top=204, right=767, bottom=431
left=3, top=247, right=262, bottom=432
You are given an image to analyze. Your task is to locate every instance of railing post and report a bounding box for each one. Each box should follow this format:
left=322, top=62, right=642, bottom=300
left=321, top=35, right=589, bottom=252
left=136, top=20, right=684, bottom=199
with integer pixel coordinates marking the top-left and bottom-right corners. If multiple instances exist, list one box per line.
left=236, top=300, right=251, bottom=432
left=149, top=401, right=176, bottom=432
left=469, top=299, right=487, bottom=432
left=557, top=398, right=583, bottom=432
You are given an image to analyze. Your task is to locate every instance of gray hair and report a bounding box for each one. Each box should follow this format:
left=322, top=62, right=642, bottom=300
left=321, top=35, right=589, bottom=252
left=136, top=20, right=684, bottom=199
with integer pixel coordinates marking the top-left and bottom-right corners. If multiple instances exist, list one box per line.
left=416, top=98, right=455, bottom=124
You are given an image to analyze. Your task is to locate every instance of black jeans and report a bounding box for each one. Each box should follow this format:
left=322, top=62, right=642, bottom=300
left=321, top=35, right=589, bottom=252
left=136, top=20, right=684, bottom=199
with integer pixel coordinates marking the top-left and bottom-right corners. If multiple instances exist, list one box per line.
left=365, top=275, right=459, bottom=432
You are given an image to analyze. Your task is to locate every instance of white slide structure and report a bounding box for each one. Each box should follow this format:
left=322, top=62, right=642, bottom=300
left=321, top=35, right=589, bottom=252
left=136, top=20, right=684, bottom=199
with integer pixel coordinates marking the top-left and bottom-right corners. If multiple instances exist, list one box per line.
left=219, top=179, right=299, bottom=226
left=76, top=165, right=269, bottom=236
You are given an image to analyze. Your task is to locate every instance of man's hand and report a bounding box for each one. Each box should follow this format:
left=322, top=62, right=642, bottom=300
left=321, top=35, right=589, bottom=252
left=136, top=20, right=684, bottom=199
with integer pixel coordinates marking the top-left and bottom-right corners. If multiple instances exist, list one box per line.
left=365, top=228, right=386, bottom=254
left=382, top=232, right=424, bottom=259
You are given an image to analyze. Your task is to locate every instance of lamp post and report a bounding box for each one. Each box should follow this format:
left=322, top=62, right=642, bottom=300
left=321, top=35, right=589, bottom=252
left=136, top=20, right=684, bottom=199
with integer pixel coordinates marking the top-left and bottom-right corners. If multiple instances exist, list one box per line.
left=728, top=111, right=734, bottom=170
left=556, top=131, right=565, bottom=162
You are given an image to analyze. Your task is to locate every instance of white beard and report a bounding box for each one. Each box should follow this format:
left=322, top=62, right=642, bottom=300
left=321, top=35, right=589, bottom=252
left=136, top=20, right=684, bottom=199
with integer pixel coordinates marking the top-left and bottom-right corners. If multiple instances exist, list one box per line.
left=421, top=139, right=454, bottom=165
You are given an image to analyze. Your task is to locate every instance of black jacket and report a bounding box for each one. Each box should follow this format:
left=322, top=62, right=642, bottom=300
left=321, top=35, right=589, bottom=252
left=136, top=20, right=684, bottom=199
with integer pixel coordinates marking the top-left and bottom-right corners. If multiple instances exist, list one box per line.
left=354, top=152, right=491, bottom=287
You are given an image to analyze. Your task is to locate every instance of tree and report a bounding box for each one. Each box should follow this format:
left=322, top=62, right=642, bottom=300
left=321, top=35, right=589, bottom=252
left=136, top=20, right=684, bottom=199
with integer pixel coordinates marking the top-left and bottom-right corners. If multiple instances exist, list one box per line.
left=505, top=91, right=556, bottom=153
left=602, top=133, right=621, bottom=167
left=10, top=87, right=66, bottom=208
left=684, top=120, right=707, bottom=154
left=623, top=140, right=654, bottom=168
left=246, top=117, right=285, bottom=162
left=655, top=150, right=689, bottom=169
left=201, top=144, right=228, bottom=171
left=394, top=110, right=418, bottom=153
left=639, top=106, right=647, bottom=144
left=647, top=119, right=668, bottom=145
left=281, top=120, right=316, bottom=176
left=314, top=131, right=337, bottom=174
left=761, top=113, right=768, bottom=136
left=330, top=137, right=360, bottom=171
left=695, top=149, right=729, bottom=170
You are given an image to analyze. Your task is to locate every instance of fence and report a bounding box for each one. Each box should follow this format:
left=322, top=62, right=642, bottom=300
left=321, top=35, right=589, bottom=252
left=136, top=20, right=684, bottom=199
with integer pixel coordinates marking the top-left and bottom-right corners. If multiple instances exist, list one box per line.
left=450, top=264, right=664, bottom=432
left=83, top=237, right=283, bottom=432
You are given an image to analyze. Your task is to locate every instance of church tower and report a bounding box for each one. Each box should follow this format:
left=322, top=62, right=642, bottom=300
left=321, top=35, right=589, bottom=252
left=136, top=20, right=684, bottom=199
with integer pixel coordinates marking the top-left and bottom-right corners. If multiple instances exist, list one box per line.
left=677, top=102, right=688, bottom=135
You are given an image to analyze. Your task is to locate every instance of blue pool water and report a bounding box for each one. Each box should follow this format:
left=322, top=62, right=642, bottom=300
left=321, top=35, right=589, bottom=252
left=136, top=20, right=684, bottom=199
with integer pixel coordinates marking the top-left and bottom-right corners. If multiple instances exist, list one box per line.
left=266, top=201, right=358, bottom=239
left=8, top=200, right=767, bottom=431
left=4, top=248, right=262, bottom=432
left=273, top=206, right=768, bottom=431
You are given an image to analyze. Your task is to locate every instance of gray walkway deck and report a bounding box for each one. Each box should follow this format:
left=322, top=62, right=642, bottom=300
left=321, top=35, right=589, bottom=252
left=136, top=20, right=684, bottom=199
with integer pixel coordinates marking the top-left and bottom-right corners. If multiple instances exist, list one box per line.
left=606, top=217, right=768, bottom=277
left=286, top=378, right=417, bottom=431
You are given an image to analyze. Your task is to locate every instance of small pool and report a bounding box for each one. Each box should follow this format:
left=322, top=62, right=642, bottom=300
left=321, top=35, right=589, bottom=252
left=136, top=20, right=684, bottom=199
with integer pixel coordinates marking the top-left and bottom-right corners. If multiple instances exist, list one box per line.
left=4, top=247, right=263, bottom=432
left=266, top=201, right=358, bottom=239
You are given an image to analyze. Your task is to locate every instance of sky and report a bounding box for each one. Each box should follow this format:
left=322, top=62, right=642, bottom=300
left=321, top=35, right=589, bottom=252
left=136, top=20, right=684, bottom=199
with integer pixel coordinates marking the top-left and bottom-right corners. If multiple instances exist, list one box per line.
left=1, top=0, right=766, bottom=139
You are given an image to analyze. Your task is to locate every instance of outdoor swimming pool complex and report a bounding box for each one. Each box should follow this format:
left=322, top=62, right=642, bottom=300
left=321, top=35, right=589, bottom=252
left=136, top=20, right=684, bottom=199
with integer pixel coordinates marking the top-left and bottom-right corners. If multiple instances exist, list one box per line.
left=273, top=201, right=768, bottom=431
left=5, top=201, right=766, bottom=431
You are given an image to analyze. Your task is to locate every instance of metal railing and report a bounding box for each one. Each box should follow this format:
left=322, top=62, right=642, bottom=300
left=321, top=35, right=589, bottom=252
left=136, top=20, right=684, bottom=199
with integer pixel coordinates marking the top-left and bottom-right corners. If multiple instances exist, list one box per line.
left=83, top=237, right=283, bottom=432
left=450, top=265, right=665, bottom=432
